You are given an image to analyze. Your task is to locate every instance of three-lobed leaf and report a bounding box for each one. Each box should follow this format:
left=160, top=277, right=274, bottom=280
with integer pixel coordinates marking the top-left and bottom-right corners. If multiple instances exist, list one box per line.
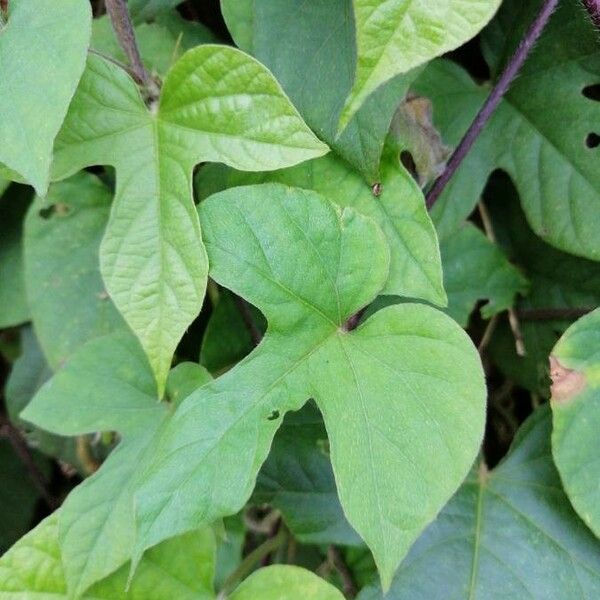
left=132, top=184, right=485, bottom=589
left=53, top=47, right=328, bottom=395
left=0, top=0, right=90, bottom=194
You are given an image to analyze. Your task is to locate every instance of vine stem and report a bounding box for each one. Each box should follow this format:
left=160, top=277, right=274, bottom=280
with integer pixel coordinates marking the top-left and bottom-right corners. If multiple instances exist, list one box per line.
left=104, top=0, right=157, bottom=97
left=425, top=0, right=560, bottom=209
left=0, top=413, right=59, bottom=510
left=216, top=526, right=287, bottom=599
left=583, top=0, right=600, bottom=29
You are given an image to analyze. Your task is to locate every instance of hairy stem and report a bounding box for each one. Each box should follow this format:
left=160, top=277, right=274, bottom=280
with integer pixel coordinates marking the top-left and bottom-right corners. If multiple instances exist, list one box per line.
left=104, top=0, right=155, bottom=92
left=583, top=0, right=600, bottom=28
left=425, top=0, right=559, bottom=209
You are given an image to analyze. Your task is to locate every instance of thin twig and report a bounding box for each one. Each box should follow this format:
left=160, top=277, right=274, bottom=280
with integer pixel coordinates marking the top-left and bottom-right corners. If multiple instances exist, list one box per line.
left=517, top=307, right=594, bottom=321
left=0, top=413, right=59, bottom=510
left=507, top=309, right=526, bottom=357
left=477, top=201, right=526, bottom=356
left=328, top=546, right=358, bottom=598
left=425, top=0, right=560, bottom=209
left=233, top=295, right=263, bottom=346
left=478, top=314, right=498, bottom=354
left=217, top=526, right=287, bottom=599
left=104, top=0, right=158, bottom=98
left=583, top=0, right=600, bottom=29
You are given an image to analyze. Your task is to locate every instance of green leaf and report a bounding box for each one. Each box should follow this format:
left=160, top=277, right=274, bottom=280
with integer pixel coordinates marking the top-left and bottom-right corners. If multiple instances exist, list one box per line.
left=551, top=308, right=600, bottom=539
left=0, top=513, right=216, bottom=599
left=5, top=327, right=79, bottom=467
left=24, top=173, right=126, bottom=369
left=339, top=0, right=500, bottom=129
left=0, top=0, right=90, bottom=194
left=228, top=565, right=344, bottom=600
left=53, top=49, right=328, bottom=395
left=415, top=0, right=600, bottom=259
left=254, top=403, right=362, bottom=546
left=485, top=175, right=600, bottom=396
left=21, top=332, right=212, bottom=597
left=359, top=407, right=600, bottom=599
left=0, top=184, right=31, bottom=328
left=197, top=153, right=446, bottom=305
left=441, top=223, right=528, bottom=327
left=220, top=0, right=416, bottom=182
left=134, top=184, right=485, bottom=589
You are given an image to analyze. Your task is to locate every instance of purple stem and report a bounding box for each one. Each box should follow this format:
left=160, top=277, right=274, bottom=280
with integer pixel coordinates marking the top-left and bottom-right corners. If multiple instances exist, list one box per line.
left=425, top=0, right=559, bottom=209
left=583, top=0, right=600, bottom=29
left=104, top=0, right=152, bottom=87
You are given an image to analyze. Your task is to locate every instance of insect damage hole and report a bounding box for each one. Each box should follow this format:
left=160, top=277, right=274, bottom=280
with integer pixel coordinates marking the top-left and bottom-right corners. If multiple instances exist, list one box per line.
left=267, top=410, right=280, bottom=421
left=582, top=84, right=600, bottom=101
left=38, top=202, right=71, bottom=219
left=585, top=133, right=600, bottom=149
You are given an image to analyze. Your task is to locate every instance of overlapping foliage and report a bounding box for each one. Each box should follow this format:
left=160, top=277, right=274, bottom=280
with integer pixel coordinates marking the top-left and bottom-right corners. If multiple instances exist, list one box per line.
left=1, top=0, right=599, bottom=598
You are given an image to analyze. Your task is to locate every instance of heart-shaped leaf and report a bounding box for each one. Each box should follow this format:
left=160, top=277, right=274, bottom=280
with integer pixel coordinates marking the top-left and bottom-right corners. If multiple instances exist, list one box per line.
left=0, top=0, right=90, bottom=194
left=551, top=308, right=600, bottom=538
left=133, top=184, right=485, bottom=589
left=53, top=48, right=328, bottom=394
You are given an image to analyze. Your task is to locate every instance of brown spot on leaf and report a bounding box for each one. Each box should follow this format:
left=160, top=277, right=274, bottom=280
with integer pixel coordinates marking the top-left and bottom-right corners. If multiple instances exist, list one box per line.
left=549, top=356, right=586, bottom=404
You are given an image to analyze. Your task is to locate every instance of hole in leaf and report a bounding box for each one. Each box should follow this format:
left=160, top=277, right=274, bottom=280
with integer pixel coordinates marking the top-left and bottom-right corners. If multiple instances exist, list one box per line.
left=400, top=150, right=419, bottom=182
left=586, top=133, right=600, bottom=149
left=38, top=203, right=70, bottom=219
left=582, top=84, right=600, bottom=101
left=267, top=410, right=280, bottom=421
